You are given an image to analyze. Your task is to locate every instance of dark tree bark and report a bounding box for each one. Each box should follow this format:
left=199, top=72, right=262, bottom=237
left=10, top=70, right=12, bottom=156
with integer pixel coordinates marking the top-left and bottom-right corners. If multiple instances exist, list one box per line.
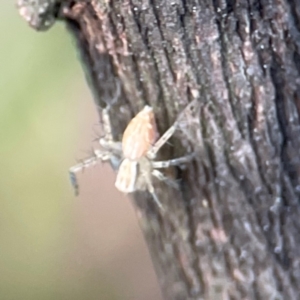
left=18, top=0, right=300, bottom=299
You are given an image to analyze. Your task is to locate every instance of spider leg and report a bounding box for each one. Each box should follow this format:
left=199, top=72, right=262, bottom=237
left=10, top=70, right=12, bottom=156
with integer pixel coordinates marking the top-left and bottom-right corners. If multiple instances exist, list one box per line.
left=98, top=107, right=123, bottom=153
left=101, top=107, right=113, bottom=141
left=99, top=108, right=123, bottom=168
left=152, top=169, right=180, bottom=190
left=97, top=79, right=121, bottom=137
left=147, top=124, right=177, bottom=159
left=144, top=177, right=165, bottom=210
left=69, top=102, right=124, bottom=195
left=147, top=99, right=200, bottom=159
left=148, top=188, right=165, bottom=211
left=99, top=137, right=122, bottom=153
left=151, top=153, right=195, bottom=169
left=147, top=99, right=198, bottom=159
left=69, top=149, right=113, bottom=196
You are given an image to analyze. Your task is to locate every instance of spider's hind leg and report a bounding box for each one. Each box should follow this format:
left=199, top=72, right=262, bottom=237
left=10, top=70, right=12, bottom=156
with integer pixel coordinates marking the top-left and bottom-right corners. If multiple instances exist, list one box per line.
left=152, top=169, right=180, bottom=190
left=144, top=177, right=165, bottom=211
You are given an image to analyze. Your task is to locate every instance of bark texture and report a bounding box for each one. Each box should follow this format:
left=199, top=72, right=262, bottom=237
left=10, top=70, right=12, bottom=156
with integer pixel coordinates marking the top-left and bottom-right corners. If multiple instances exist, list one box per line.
left=19, top=0, right=300, bottom=299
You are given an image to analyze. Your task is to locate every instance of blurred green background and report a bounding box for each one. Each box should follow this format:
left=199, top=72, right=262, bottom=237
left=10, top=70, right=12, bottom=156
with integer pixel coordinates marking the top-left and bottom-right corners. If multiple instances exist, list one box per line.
left=1, top=3, right=162, bottom=300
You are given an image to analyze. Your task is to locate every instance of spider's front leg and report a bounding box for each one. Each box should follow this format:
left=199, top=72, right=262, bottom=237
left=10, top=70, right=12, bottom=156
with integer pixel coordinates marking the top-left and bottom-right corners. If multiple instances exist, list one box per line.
left=69, top=149, right=120, bottom=196
left=69, top=107, right=122, bottom=195
left=98, top=107, right=123, bottom=168
left=146, top=123, right=177, bottom=160
left=146, top=99, right=199, bottom=160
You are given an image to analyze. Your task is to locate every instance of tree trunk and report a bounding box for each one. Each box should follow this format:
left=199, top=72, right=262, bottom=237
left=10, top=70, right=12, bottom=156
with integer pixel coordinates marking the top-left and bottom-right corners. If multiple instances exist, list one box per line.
left=18, top=0, right=300, bottom=299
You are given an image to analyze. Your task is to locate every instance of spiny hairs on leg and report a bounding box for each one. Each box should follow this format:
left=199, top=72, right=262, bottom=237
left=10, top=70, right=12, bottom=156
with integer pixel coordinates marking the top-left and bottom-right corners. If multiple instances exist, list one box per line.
left=69, top=149, right=112, bottom=196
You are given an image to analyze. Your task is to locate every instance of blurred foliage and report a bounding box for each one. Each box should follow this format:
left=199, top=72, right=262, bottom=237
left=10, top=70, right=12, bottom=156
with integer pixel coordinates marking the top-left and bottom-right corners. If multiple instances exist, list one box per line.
left=0, top=3, right=120, bottom=300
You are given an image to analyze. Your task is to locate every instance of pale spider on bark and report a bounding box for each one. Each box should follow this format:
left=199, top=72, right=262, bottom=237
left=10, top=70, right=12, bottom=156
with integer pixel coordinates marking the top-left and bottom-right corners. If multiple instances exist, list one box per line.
left=69, top=101, right=197, bottom=209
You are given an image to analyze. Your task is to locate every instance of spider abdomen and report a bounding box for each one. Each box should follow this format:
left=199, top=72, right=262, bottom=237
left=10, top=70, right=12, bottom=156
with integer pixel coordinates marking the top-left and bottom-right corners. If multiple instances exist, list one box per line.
left=122, top=106, right=158, bottom=160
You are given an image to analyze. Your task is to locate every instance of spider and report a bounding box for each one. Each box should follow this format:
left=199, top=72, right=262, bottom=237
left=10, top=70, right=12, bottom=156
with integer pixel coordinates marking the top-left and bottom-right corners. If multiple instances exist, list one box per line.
left=69, top=103, right=195, bottom=209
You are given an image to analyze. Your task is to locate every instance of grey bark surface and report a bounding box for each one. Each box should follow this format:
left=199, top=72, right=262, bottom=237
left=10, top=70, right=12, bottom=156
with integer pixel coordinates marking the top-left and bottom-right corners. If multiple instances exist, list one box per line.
left=18, top=0, right=300, bottom=299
